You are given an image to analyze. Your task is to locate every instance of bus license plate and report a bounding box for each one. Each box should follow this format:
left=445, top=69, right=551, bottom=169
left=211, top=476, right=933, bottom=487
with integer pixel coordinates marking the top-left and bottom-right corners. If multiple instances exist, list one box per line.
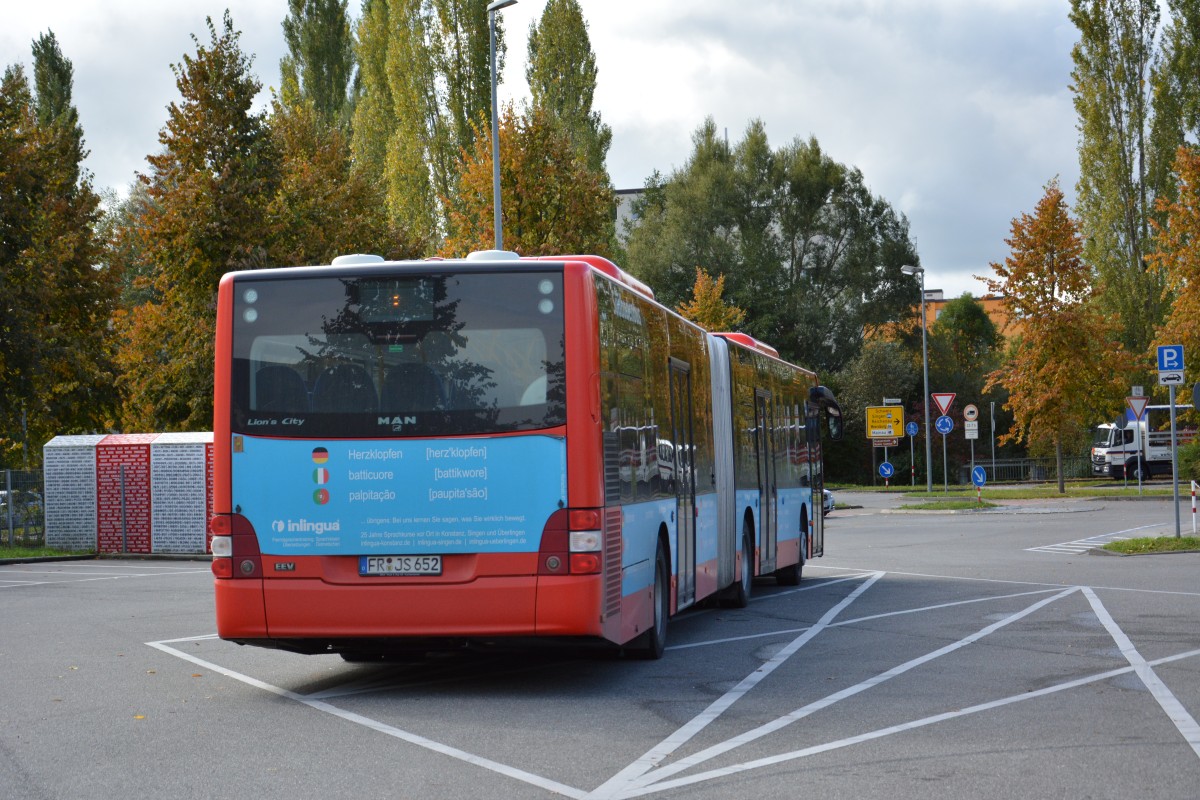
left=359, top=555, right=442, bottom=577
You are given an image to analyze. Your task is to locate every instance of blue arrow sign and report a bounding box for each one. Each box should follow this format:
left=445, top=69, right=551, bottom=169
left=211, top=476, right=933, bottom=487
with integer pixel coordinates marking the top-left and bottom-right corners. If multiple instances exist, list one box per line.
left=971, top=466, right=987, bottom=487
left=905, top=421, right=919, bottom=437
left=935, top=415, right=954, bottom=435
left=879, top=461, right=895, bottom=479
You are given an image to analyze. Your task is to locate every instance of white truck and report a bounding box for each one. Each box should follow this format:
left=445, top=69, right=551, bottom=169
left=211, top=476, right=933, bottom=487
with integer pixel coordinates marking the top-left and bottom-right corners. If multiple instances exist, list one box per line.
left=1090, top=404, right=1197, bottom=480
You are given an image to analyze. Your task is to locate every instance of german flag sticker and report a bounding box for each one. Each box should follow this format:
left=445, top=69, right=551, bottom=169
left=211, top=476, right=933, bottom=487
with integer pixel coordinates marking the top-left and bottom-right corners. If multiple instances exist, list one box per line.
left=311, top=447, right=329, bottom=464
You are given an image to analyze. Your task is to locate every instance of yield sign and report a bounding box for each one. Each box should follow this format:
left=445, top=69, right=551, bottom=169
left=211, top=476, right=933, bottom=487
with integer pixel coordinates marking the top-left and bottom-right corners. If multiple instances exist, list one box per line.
left=931, top=392, right=956, bottom=416
left=1126, top=396, right=1149, bottom=420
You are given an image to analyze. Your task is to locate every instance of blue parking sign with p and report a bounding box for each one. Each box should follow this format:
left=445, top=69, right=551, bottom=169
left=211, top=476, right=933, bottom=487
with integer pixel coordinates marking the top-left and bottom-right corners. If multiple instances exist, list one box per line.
left=1158, top=344, right=1184, bottom=372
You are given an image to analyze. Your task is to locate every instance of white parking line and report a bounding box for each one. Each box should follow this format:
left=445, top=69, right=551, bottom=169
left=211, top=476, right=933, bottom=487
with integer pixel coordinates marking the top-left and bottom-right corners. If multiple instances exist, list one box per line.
left=148, top=572, right=1200, bottom=800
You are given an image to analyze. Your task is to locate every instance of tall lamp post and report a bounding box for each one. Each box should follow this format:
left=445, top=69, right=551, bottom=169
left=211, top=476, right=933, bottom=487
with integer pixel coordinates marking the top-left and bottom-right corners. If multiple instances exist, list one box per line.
left=487, top=0, right=517, bottom=251
left=901, top=265, right=932, bottom=492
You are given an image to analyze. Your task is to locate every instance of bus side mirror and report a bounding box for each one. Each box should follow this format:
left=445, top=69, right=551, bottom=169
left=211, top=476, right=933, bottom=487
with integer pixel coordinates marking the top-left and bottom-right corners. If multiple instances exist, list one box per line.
left=809, top=385, right=844, bottom=442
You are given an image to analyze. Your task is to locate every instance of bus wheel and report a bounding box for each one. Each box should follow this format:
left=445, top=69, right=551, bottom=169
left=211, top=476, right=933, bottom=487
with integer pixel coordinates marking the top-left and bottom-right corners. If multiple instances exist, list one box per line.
left=631, top=541, right=669, bottom=659
left=726, top=525, right=753, bottom=609
left=774, top=524, right=803, bottom=586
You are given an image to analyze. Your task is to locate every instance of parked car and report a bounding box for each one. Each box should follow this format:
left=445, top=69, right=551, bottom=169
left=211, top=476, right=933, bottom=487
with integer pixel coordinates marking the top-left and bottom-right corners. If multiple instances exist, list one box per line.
left=823, top=488, right=835, bottom=515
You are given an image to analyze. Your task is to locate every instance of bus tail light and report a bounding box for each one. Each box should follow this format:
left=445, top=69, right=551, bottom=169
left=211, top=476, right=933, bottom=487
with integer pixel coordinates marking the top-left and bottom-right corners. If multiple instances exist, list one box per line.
left=538, top=508, right=604, bottom=575
left=209, top=514, right=261, bottom=579
left=568, top=509, right=602, bottom=575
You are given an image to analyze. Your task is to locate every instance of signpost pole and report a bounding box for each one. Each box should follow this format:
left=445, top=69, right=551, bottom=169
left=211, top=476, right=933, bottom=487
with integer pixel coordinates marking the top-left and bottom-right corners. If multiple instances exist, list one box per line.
left=942, top=431, right=948, bottom=494
left=910, top=431, right=915, bottom=486
left=1171, top=383, right=1181, bottom=538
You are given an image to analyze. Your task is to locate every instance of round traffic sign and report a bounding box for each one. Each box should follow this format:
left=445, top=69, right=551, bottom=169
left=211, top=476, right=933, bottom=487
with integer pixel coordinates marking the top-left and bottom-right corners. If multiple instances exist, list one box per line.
left=963, top=404, right=979, bottom=421
left=971, top=466, right=987, bottom=487
left=879, top=461, right=895, bottom=479
left=905, top=421, right=919, bottom=437
left=935, top=415, right=954, bottom=435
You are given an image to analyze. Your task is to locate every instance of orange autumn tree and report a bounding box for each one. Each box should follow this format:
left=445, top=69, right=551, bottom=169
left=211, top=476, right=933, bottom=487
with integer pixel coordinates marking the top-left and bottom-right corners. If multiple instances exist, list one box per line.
left=676, top=267, right=746, bottom=331
left=440, top=104, right=613, bottom=258
left=983, top=179, right=1129, bottom=492
left=1149, top=146, right=1200, bottom=371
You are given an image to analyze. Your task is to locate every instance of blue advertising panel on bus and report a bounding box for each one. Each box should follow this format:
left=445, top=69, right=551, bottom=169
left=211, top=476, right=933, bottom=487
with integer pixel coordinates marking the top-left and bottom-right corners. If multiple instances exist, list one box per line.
left=232, top=434, right=567, bottom=555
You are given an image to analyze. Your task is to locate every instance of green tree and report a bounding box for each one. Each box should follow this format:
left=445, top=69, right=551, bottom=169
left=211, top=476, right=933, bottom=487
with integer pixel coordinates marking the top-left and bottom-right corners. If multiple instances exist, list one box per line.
left=1070, top=0, right=1170, bottom=359
left=983, top=180, right=1130, bottom=492
left=928, top=294, right=1003, bottom=403
left=352, top=0, right=502, bottom=248
left=267, top=99, right=420, bottom=265
left=279, top=0, right=356, bottom=127
left=114, top=12, right=278, bottom=431
left=439, top=104, right=612, bottom=257
left=526, top=0, right=611, bottom=174
left=829, top=340, right=919, bottom=483
left=350, top=0, right=393, bottom=180
left=677, top=268, right=746, bottom=331
left=0, top=51, right=117, bottom=468
left=624, top=118, right=919, bottom=374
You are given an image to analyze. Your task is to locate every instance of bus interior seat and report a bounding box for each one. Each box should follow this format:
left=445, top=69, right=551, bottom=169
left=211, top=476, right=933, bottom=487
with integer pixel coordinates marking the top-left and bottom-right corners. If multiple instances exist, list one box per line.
left=254, top=365, right=310, bottom=412
left=382, top=363, right=447, bottom=411
left=312, top=363, right=378, bottom=413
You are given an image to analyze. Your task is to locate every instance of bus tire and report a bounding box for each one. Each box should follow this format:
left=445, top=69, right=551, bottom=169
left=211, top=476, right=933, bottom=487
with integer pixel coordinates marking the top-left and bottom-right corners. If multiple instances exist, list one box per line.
left=630, top=540, right=669, bottom=659
left=725, top=523, right=754, bottom=608
left=774, top=514, right=804, bottom=586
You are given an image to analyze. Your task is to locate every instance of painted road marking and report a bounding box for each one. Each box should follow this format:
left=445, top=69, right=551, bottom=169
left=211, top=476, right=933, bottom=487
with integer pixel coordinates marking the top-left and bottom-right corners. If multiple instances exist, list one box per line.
left=1025, top=524, right=1163, bottom=555
left=150, top=570, right=1200, bottom=799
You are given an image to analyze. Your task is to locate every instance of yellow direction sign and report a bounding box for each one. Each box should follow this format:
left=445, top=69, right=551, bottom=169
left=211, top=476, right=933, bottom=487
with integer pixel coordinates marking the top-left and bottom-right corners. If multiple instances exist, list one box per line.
left=865, top=405, right=903, bottom=439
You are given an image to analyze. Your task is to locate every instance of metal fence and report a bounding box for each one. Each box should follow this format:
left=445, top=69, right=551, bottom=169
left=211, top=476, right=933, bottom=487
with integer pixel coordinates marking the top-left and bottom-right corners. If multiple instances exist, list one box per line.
left=2, top=470, right=44, bottom=548
left=957, top=456, right=1094, bottom=485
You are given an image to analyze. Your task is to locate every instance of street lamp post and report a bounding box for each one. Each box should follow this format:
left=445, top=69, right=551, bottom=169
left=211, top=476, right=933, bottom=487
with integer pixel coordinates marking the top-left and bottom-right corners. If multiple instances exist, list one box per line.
left=487, top=0, right=517, bottom=251
left=901, top=265, right=932, bottom=492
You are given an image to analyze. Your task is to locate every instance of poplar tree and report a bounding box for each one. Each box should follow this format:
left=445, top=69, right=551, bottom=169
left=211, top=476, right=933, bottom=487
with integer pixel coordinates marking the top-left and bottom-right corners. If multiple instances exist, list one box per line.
left=1070, top=0, right=1169, bottom=359
left=0, top=41, right=117, bottom=467
left=526, top=0, right=612, bottom=174
left=352, top=0, right=501, bottom=249
left=983, top=180, right=1130, bottom=492
left=279, top=0, right=356, bottom=127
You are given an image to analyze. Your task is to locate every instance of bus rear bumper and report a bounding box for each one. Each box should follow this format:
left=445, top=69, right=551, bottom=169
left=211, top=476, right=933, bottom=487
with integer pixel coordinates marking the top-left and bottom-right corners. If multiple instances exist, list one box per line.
left=215, top=574, right=605, bottom=644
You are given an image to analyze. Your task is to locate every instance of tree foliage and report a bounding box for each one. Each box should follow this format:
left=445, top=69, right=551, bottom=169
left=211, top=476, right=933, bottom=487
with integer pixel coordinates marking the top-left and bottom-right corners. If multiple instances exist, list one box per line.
left=828, top=340, right=918, bottom=482
left=0, top=46, right=117, bottom=467
left=352, top=0, right=502, bottom=249
left=1148, top=145, right=1200, bottom=375
left=440, top=105, right=613, bottom=257
left=267, top=99, right=420, bottom=265
left=624, top=118, right=919, bottom=373
left=676, top=268, right=746, bottom=331
left=279, top=0, right=356, bottom=127
left=983, top=180, right=1130, bottom=489
left=1070, top=0, right=1172, bottom=359
left=113, top=13, right=278, bottom=431
left=526, top=0, right=611, bottom=175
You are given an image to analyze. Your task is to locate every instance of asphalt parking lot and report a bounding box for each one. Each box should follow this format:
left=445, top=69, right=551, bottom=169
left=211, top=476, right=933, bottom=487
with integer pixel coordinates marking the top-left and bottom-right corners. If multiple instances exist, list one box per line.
left=3, top=493, right=1200, bottom=799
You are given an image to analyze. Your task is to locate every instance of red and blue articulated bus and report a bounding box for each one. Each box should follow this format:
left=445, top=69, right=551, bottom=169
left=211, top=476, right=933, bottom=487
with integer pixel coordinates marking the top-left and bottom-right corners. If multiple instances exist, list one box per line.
left=210, top=251, right=843, bottom=659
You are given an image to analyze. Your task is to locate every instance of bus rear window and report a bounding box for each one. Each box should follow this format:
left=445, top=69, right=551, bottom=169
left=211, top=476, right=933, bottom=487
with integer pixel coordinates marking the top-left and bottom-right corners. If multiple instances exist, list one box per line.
left=230, top=271, right=565, bottom=437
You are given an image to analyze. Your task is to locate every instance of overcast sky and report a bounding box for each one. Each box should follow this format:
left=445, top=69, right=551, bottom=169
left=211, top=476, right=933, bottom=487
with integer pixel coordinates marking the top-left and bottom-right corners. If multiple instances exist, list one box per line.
left=3, top=0, right=1082, bottom=297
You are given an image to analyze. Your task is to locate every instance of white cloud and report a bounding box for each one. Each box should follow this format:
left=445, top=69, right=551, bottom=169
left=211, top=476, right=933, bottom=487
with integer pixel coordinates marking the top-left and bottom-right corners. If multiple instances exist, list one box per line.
left=4, top=0, right=1085, bottom=298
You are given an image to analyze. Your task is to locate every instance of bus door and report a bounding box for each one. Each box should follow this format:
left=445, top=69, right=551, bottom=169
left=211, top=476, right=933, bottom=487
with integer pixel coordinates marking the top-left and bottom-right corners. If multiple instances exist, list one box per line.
left=755, top=389, right=777, bottom=571
left=807, top=404, right=825, bottom=557
left=669, top=359, right=697, bottom=609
